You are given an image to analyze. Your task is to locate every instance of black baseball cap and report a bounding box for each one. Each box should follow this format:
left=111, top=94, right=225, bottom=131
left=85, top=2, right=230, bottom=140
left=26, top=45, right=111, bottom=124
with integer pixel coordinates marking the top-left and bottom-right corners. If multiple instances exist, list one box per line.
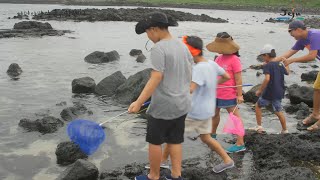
left=135, top=12, right=178, bottom=35
left=288, top=20, right=306, bottom=30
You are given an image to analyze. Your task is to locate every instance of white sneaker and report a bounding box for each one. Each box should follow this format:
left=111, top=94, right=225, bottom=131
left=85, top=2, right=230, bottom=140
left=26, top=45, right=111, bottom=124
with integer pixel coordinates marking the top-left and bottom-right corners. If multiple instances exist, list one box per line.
left=249, top=125, right=264, bottom=133
left=144, top=161, right=170, bottom=169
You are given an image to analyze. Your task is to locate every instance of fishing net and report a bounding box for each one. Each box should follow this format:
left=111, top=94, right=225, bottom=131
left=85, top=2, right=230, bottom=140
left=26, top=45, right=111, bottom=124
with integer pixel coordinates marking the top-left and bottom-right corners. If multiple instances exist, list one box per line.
left=223, top=112, right=245, bottom=137
left=67, top=119, right=106, bottom=155
left=67, top=101, right=150, bottom=155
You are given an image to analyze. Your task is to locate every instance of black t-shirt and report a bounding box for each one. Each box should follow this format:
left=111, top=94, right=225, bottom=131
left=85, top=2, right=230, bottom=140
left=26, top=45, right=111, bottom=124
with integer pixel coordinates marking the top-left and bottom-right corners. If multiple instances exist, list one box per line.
left=262, top=62, right=288, bottom=100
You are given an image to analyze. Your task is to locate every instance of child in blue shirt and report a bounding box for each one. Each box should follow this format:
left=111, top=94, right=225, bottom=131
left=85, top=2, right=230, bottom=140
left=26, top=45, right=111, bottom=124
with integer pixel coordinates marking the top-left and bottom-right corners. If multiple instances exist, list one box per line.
left=251, top=44, right=290, bottom=134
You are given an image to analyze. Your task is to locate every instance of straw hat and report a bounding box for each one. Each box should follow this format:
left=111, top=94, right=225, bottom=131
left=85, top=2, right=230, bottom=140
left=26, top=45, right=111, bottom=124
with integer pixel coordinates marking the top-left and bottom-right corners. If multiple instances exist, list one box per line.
left=206, top=32, right=240, bottom=54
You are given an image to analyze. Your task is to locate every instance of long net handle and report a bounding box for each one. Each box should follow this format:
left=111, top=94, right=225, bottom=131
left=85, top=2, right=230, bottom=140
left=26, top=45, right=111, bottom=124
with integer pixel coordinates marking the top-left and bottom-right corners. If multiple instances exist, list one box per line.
left=99, top=101, right=150, bottom=126
left=232, top=104, right=239, bottom=114
left=217, top=84, right=253, bottom=88
left=99, top=111, right=128, bottom=126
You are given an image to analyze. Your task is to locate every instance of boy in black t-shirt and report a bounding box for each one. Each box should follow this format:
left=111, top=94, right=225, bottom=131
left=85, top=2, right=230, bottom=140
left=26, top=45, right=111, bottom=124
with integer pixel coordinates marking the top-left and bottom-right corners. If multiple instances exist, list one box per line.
left=250, top=44, right=290, bottom=134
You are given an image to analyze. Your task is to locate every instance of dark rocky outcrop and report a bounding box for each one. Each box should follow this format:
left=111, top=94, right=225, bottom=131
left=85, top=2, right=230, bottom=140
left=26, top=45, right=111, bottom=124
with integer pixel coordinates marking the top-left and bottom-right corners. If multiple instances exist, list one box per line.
left=245, top=131, right=319, bottom=180
left=244, top=84, right=261, bottom=103
left=249, top=64, right=263, bottom=70
left=95, top=71, right=126, bottom=96
left=0, top=21, right=71, bottom=39
left=13, top=21, right=52, bottom=30
left=18, top=116, right=64, bottom=134
left=251, top=167, right=316, bottom=180
left=11, top=14, right=29, bottom=20
left=129, top=49, right=142, bottom=56
left=6, top=63, right=22, bottom=78
left=284, top=102, right=310, bottom=119
left=288, top=84, right=314, bottom=107
left=256, top=71, right=262, bottom=77
left=31, top=8, right=228, bottom=23
left=57, top=159, right=98, bottom=180
left=136, top=54, right=146, bottom=63
left=98, top=130, right=319, bottom=179
left=304, top=17, right=320, bottom=29
left=100, top=160, right=227, bottom=180
left=256, top=55, right=264, bottom=63
left=56, top=101, right=67, bottom=106
left=114, top=68, right=152, bottom=104
left=72, top=77, right=96, bottom=94
left=60, top=103, right=90, bottom=121
left=84, top=51, right=120, bottom=64
left=301, top=70, right=319, bottom=82
left=55, top=141, right=88, bottom=166
left=284, top=102, right=309, bottom=114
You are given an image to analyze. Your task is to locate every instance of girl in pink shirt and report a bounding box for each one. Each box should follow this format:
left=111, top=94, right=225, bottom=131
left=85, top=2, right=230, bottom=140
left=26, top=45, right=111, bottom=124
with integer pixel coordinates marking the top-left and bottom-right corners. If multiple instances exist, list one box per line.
left=206, top=32, right=245, bottom=153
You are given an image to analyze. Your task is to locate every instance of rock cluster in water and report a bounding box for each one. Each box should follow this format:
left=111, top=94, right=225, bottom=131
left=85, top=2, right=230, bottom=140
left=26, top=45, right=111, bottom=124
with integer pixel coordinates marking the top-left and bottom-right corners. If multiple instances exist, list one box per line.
left=301, top=70, right=319, bottom=82
left=0, top=21, right=71, bottom=38
left=95, top=71, right=127, bottom=96
left=30, top=8, right=228, bottom=23
left=84, top=51, right=120, bottom=64
left=72, top=68, right=152, bottom=105
left=18, top=116, right=64, bottom=134
left=19, top=102, right=92, bottom=133
left=6, top=63, right=22, bottom=79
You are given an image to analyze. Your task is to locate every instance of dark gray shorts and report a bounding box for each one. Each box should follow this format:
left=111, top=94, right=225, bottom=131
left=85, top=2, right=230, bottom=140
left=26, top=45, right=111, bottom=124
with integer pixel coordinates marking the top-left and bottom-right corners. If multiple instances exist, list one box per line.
left=146, top=114, right=186, bottom=145
left=257, top=97, right=282, bottom=112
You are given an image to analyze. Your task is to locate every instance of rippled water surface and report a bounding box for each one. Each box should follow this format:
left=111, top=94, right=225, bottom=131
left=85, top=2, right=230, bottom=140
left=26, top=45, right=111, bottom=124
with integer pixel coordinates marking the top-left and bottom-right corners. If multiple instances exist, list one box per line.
left=0, top=3, right=318, bottom=179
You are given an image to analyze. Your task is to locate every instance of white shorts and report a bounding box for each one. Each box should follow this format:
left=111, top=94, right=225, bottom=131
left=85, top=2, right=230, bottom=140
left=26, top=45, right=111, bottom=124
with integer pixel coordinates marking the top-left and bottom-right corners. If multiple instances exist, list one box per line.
left=185, top=117, right=212, bottom=135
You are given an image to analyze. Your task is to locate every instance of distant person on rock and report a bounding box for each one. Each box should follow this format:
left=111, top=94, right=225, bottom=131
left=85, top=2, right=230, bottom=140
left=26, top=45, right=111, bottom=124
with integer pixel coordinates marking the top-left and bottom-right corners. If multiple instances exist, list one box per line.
left=128, top=12, right=192, bottom=180
left=277, top=20, right=320, bottom=131
left=251, top=44, right=290, bottom=134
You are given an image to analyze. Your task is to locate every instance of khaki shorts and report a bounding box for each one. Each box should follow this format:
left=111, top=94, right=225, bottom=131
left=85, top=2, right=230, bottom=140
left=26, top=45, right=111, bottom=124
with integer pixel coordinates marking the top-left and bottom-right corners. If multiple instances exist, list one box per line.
left=185, top=117, right=212, bottom=135
left=314, top=71, right=320, bottom=90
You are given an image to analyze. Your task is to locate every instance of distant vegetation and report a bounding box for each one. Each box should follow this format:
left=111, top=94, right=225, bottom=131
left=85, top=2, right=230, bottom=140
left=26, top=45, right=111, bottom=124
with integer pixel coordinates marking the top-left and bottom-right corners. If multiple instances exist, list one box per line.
left=1, top=0, right=319, bottom=10
left=0, top=0, right=62, bottom=3
left=67, top=0, right=320, bottom=8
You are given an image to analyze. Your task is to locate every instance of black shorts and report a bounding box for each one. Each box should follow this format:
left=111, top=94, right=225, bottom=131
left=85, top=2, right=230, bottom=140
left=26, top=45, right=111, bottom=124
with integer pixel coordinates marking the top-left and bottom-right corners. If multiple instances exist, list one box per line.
left=146, top=114, right=186, bottom=145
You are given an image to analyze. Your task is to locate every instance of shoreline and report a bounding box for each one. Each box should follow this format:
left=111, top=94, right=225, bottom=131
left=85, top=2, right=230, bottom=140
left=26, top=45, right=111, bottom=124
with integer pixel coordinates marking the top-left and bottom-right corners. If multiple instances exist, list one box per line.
left=1, top=1, right=320, bottom=15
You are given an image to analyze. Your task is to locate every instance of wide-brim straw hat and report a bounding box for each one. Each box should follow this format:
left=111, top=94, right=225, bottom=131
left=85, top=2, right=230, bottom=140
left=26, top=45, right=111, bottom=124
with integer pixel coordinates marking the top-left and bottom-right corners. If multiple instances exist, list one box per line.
left=206, top=36, right=240, bottom=54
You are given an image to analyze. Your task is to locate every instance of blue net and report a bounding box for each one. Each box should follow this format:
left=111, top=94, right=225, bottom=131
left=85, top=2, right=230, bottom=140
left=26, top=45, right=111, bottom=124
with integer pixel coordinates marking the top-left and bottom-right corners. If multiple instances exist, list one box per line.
left=67, top=119, right=106, bottom=155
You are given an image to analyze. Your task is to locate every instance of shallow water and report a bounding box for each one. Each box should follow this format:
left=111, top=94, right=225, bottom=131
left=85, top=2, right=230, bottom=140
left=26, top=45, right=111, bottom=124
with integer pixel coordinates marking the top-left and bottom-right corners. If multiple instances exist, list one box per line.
left=0, top=3, right=318, bottom=179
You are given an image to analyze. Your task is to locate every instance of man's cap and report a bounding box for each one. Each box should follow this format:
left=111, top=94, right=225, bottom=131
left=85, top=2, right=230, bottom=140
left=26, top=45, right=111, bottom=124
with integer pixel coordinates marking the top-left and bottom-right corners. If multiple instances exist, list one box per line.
left=259, top=44, right=275, bottom=55
left=135, top=12, right=178, bottom=35
left=288, top=20, right=306, bottom=30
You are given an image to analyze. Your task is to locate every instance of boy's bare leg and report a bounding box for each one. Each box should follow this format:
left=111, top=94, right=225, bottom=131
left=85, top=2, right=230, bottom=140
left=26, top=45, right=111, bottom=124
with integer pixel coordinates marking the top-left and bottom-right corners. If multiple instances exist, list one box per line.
left=167, top=143, right=182, bottom=178
left=162, top=144, right=170, bottom=163
left=226, top=107, right=244, bottom=146
left=148, top=144, right=162, bottom=179
left=274, top=111, right=287, bottom=131
left=255, top=103, right=263, bottom=126
left=200, top=134, right=233, bottom=163
left=212, top=108, right=221, bottom=135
